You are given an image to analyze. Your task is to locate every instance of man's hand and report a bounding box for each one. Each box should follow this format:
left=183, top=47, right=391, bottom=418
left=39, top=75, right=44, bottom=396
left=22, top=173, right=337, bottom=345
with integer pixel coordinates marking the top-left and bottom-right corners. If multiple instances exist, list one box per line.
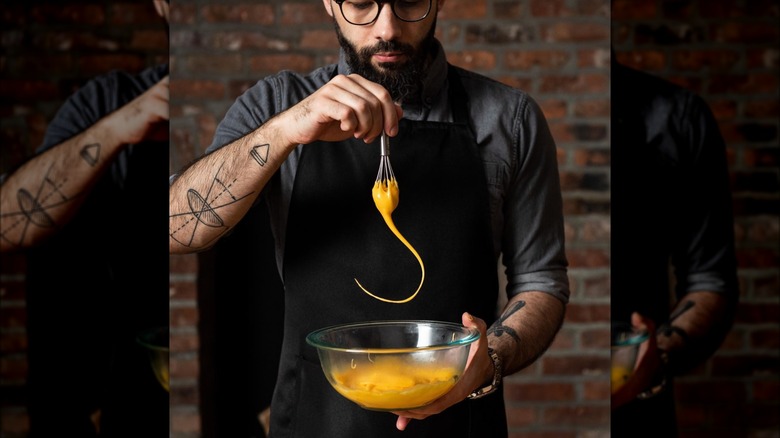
left=103, top=75, right=170, bottom=145
left=392, top=312, right=494, bottom=431
left=611, top=312, right=664, bottom=409
left=275, top=74, right=403, bottom=146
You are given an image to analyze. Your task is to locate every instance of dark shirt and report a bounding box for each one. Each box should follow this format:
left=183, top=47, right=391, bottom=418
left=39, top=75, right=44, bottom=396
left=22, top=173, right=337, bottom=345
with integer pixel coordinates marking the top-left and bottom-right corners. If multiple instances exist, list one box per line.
left=25, top=63, right=169, bottom=438
left=204, top=39, right=570, bottom=304
left=611, top=61, right=739, bottom=437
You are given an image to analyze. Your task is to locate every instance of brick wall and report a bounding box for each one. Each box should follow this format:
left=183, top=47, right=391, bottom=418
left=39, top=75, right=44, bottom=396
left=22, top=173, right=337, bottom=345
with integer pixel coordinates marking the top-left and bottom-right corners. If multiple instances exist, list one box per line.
left=0, top=1, right=168, bottom=436
left=168, top=1, right=611, bottom=437
left=612, top=0, right=779, bottom=436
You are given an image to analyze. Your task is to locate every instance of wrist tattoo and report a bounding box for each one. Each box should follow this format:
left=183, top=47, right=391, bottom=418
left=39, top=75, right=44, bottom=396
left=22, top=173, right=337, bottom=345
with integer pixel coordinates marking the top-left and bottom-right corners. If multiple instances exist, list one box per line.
left=250, top=144, right=269, bottom=166
left=80, top=143, right=100, bottom=166
left=487, top=300, right=526, bottom=345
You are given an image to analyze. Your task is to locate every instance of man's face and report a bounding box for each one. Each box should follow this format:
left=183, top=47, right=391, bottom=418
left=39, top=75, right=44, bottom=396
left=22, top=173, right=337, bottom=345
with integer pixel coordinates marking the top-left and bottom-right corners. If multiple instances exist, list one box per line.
left=326, top=0, right=440, bottom=103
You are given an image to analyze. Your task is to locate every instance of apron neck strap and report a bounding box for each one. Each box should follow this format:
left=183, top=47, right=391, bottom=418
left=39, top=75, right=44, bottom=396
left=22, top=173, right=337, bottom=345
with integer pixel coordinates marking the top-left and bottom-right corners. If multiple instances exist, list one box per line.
left=446, top=63, right=472, bottom=131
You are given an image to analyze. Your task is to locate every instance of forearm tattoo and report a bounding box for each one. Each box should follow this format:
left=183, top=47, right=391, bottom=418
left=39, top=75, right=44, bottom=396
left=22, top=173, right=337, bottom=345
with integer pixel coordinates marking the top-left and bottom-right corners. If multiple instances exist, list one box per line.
left=487, top=300, right=526, bottom=345
left=169, top=162, right=254, bottom=248
left=250, top=144, right=269, bottom=166
left=1, top=163, right=82, bottom=248
left=657, top=300, right=695, bottom=344
left=80, top=143, right=100, bottom=166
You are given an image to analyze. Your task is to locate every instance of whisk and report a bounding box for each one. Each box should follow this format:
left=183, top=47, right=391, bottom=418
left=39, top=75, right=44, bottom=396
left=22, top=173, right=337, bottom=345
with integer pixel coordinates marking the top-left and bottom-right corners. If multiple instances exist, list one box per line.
left=372, top=131, right=399, bottom=216
left=353, top=131, right=425, bottom=304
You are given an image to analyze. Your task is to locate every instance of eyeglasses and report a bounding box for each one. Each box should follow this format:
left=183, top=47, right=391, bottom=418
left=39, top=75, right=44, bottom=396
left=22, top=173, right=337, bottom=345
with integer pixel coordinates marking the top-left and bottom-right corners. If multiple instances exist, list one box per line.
left=333, top=0, right=432, bottom=26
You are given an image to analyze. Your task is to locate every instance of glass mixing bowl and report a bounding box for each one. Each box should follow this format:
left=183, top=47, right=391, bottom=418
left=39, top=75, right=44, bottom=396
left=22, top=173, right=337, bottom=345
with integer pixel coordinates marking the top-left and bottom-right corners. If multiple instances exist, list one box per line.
left=611, top=322, right=649, bottom=393
left=136, top=326, right=170, bottom=392
left=306, top=320, right=479, bottom=411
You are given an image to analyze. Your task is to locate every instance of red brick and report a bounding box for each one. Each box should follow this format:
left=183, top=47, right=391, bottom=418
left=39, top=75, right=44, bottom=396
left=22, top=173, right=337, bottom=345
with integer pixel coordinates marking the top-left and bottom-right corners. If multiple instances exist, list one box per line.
left=0, top=308, right=26, bottom=329
left=109, top=3, right=161, bottom=25
left=711, top=354, right=779, bottom=376
left=577, top=48, right=610, bottom=68
left=129, top=30, right=169, bottom=51
left=200, top=4, right=274, bottom=25
left=712, top=23, right=780, bottom=44
left=170, top=383, right=200, bottom=406
left=541, top=405, right=609, bottom=426
left=673, top=50, right=742, bottom=71
left=538, top=74, right=607, bottom=94
left=537, top=99, right=567, bottom=120
left=447, top=50, right=497, bottom=72
left=611, top=0, right=657, bottom=19
left=562, top=303, right=610, bottom=323
left=78, top=54, right=147, bottom=75
left=171, top=410, right=201, bottom=433
left=582, top=380, right=610, bottom=401
left=548, top=328, right=575, bottom=350
left=530, top=0, right=573, bottom=17
left=708, top=73, right=779, bottom=95
left=752, top=380, right=779, bottom=401
left=744, top=99, right=780, bottom=118
left=504, top=381, right=575, bottom=401
left=0, top=333, right=27, bottom=353
left=564, top=248, right=609, bottom=268
left=0, top=356, right=28, bottom=380
left=170, top=355, right=199, bottom=379
left=581, top=274, right=610, bottom=299
left=170, top=307, right=199, bottom=328
left=750, top=328, right=780, bottom=349
left=169, top=253, right=198, bottom=274
left=581, top=327, right=609, bottom=349
left=300, top=29, right=339, bottom=49
left=574, top=99, right=609, bottom=117
left=170, top=4, right=197, bottom=25
left=573, top=148, right=609, bottom=167
left=540, top=23, right=609, bottom=42
left=169, top=79, right=226, bottom=100
left=249, top=54, right=316, bottom=75
left=30, top=4, right=106, bottom=25
left=170, top=332, right=199, bottom=353
left=438, top=0, right=487, bottom=19
left=281, top=3, right=331, bottom=25
left=504, top=51, right=569, bottom=70
left=184, top=54, right=243, bottom=75
left=0, top=410, right=29, bottom=433
left=542, top=354, right=608, bottom=375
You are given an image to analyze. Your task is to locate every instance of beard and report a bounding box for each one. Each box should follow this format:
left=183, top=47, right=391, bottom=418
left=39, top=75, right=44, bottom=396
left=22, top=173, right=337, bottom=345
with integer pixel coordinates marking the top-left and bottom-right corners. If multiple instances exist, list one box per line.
left=335, top=21, right=436, bottom=104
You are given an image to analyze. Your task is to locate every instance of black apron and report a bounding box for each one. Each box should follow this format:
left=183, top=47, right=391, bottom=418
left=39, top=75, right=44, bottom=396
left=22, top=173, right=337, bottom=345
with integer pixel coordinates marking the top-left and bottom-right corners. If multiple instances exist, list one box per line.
left=270, top=66, right=507, bottom=438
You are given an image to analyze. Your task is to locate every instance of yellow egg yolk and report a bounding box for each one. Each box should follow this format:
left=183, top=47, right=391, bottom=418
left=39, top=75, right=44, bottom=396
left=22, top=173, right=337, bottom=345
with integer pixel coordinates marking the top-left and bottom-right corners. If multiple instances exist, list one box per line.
left=611, top=365, right=632, bottom=393
left=330, top=357, right=458, bottom=410
left=354, top=177, right=425, bottom=304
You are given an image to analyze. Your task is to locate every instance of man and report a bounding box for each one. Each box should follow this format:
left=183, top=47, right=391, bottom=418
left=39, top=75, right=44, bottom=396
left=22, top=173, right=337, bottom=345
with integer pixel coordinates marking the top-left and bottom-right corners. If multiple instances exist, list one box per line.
left=610, top=57, right=739, bottom=436
left=0, top=1, right=170, bottom=436
left=169, top=0, right=569, bottom=436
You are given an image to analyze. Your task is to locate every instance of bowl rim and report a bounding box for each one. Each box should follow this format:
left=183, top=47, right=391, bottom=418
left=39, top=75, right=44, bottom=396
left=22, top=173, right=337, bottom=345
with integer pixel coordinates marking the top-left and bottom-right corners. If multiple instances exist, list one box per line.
left=305, top=319, right=480, bottom=354
left=136, top=326, right=170, bottom=352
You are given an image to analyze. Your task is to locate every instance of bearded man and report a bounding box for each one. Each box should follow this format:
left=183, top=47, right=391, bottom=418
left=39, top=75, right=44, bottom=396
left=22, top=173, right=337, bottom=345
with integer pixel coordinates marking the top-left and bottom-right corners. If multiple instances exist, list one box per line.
left=169, top=1, right=569, bottom=436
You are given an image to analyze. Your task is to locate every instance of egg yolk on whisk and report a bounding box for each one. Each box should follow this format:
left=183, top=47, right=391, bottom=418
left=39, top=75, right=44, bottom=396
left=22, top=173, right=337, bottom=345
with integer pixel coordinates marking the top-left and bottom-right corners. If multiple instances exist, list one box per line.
left=354, top=177, right=425, bottom=304
left=330, top=357, right=458, bottom=410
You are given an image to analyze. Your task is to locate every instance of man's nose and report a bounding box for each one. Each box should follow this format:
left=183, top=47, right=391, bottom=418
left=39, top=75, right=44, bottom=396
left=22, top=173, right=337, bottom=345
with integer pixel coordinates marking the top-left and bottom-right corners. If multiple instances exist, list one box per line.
left=372, top=2, right=401, bottom=41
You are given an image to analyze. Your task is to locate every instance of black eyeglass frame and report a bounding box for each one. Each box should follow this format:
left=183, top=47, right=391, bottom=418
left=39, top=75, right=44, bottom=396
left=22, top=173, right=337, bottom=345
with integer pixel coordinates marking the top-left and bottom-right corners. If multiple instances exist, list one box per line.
left=332, top=0, right=433, bottom=26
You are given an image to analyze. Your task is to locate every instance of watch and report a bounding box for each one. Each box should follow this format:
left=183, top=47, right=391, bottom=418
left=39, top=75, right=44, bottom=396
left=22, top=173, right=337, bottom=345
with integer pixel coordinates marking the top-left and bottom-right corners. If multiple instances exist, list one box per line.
left=467, top=347, right=502, bottom=399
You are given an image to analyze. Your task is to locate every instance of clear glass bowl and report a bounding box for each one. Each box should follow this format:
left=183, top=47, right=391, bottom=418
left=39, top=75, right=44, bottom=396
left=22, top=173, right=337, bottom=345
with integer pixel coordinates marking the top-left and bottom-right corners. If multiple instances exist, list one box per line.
left=306, top=320, right=480, bottom=411
left=136, top=326, right=170, bottom=393
left=611, top=322, right=649, bottom=393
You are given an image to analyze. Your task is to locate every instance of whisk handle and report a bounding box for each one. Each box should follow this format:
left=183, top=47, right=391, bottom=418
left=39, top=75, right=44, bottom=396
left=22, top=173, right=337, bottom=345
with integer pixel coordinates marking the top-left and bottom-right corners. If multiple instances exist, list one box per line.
left=380, top=131, right=390, bottom=156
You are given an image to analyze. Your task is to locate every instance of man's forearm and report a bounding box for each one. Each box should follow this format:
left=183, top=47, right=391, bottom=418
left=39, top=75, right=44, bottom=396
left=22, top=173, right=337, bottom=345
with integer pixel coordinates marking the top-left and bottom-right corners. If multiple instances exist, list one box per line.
left=0, top=121, right=124, bottom=252
left=655, top=290, right=735, bottom=375
left=487, top=291, right=566, bottom=376
left=168, top=117, right=295, bottom=253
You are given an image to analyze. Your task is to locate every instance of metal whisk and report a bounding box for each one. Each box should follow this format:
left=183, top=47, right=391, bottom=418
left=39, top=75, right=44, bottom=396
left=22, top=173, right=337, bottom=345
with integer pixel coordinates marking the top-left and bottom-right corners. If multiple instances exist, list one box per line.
left=374, top=131, right=399, bottom=215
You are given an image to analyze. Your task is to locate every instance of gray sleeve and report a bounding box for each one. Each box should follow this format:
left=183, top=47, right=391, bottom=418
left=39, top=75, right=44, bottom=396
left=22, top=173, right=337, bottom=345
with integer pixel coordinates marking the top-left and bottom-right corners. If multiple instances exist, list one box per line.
left=671, top=94, right=738, bottom=300
left=502, top=95, right=570, bottom=304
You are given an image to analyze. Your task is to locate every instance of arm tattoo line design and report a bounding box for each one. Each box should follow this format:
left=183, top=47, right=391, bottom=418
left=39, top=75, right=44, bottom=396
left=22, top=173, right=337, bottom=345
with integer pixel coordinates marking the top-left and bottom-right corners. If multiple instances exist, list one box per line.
left=169, top=162, right=255, bottom=247
left=250, top=144, right=269, bottom=166
left=487, top=300, right=526, bottom=345
left=0, top=164, right=82, bottom=248
left=80, top=143, right=100, bottom=166
left=657, top=300, right=695, bottom=344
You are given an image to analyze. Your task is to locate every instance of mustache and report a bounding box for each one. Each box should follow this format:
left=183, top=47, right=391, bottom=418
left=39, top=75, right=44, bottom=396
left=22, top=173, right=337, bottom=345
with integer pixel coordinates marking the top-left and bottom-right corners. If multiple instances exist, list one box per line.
left=358, top=40, right=414, bottom=58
